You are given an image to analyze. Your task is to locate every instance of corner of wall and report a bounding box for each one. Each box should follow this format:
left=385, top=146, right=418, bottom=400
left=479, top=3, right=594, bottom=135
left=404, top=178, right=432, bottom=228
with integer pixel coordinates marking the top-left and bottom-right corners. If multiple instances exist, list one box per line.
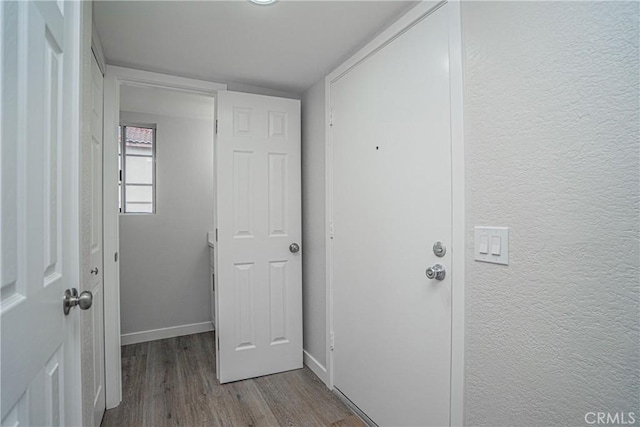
left=300, top=78, right=328, bottom=377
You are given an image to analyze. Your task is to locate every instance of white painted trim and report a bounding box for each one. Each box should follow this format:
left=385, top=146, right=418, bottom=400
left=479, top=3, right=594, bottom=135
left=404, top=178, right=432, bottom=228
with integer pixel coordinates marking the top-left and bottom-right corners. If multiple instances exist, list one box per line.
left=323, top=77, right=334, bottom=389
left=324, top=1, right=465, bottom=424
left=447, top=1, right=466, bottom=425
left=303, top=350, right=328, bottom=385
left=91, top=21, right=106, bottom=75
left=103, top=65, right=226, bottom=409
left=107, top=65, right=226, bottom=95
left=121, top=322, right=214, bottom=346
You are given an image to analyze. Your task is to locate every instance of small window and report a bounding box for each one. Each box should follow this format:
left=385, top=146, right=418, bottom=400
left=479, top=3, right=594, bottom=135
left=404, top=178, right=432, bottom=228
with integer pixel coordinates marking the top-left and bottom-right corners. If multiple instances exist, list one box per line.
left=119, top=124, right=156, bottom=214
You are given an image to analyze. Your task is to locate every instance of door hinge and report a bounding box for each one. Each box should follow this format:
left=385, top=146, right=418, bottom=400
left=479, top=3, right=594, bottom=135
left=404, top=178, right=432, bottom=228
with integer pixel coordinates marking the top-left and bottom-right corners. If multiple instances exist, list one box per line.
left=329, top=221, right=335, bottom=239
left=216, top=228, right=218, bottom=242
left=215, top=119, right=218, bottom=134
left=330, top=331, right=335, bottom=351
left=114, top=252, right=118, bottom=262
left=329, top=111, right=333, bottom=127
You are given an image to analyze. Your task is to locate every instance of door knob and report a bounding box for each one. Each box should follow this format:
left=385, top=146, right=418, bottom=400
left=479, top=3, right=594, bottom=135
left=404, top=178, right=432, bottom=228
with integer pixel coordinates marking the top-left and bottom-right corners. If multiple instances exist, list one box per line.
left=289, top=243, right=300, bottom=253
left=425, top=264, right=446, bottom=281
left=91, top=267, right=99, bottom=275
left=63, top=288, right=93, bottom=315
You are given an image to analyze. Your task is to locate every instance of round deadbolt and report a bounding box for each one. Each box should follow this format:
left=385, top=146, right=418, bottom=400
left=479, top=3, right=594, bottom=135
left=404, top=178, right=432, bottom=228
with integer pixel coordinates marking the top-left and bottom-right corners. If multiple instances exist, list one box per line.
left=433, top=242, right=446, bottom=257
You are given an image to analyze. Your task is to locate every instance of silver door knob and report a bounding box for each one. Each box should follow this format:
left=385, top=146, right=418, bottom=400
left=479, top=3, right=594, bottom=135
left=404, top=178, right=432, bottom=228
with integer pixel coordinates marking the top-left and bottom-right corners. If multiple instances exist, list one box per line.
left=289, top=243, right=300, bottom=253
left=63, top=288, right=93, bottom=315
left=425, top=264, right=446, bottom=281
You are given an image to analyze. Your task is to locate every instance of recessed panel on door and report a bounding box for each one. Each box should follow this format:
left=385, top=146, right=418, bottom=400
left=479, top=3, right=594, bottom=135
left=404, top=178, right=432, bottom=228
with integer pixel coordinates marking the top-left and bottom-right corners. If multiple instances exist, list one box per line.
left=43, top=31, right=62, bottom=284
left=269, top=260, right=289, bottom=345
left=233, top=107, right=253, bottom=136
left=233, top=151, right=254, bottom=238
left=45, top=347, right=64, bottom=426
left=268, top=111, right=287, bottom=139
left=234, top=262, right=256, bottom=351
left=268, top=153, right=288, bottom=236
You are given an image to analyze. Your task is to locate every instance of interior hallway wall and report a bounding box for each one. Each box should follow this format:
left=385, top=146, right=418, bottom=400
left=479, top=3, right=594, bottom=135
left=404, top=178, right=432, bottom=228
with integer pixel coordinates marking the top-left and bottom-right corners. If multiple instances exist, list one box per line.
left=119, top=86, right=215, bottom=339
left=298, top=1, right=639, bottom=417
left=301, top=79, right=327, bottom=370
left=461, top=2, right=639, bottom=425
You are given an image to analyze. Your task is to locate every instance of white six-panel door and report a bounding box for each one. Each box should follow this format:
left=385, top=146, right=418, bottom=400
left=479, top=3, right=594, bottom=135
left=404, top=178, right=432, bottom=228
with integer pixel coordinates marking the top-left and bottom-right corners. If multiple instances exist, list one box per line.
left=331, top=4, right=453, bottom=426
left=215, top=91, right=302, bottom=383
left=1, top=1, right=79, bottom=424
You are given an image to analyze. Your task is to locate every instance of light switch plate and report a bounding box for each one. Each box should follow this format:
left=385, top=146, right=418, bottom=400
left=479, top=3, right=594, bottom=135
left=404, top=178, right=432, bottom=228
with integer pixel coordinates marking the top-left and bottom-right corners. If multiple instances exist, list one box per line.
left=474, top=226, right=509, bottom=265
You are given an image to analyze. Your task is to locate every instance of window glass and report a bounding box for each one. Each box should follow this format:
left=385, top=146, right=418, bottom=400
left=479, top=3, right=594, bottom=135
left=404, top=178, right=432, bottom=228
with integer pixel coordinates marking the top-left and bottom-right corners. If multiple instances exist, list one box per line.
left=119, top=124, right=156, bottom=214
left=125, top=185, right=153, bottom=213
left=125, top=156, right=153, bottom=184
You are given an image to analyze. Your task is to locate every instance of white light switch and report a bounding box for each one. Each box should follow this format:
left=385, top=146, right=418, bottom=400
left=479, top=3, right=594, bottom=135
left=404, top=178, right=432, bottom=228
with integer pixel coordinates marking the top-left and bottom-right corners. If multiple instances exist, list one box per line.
left=490, top=236, right=501, bottom=255
left=475, top=226, right=509, bottom=265
left=479, top=235, right=489, bottom=254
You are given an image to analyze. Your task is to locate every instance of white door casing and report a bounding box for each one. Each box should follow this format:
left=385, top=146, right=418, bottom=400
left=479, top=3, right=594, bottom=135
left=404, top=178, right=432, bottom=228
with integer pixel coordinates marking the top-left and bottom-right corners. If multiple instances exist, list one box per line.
left=330, top=4, right=453, bottom=426
left=84, top=52, right=106, bottom=426
left=102, top=66, right=226, bottom=409
left=215, top=91, right=302, bottom=383
left=1, top=1, right=83, bottom=425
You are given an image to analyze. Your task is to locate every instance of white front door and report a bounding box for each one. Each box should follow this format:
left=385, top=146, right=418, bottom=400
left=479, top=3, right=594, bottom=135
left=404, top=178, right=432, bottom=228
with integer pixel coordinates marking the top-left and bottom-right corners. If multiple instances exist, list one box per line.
left=215, top=91, right=302, bottom=383
left=85, top=52, right=106, bottom=426
left=331, top=4, right=452, bottom=426
left=1, top=1, right=82, bottom=425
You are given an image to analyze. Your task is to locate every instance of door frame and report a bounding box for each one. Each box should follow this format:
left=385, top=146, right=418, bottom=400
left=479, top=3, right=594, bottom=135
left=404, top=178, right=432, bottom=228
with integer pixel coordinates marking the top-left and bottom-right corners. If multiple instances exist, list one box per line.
left=102, top=66, right=226, bottom=408
left=323, top=1, right=465, bottom=424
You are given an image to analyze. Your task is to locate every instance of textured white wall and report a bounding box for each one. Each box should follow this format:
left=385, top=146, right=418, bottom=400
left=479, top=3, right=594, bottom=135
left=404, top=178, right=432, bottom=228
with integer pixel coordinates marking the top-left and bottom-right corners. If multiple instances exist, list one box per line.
left=118, top=87, right=215, bottom=335
left=462, top=2, right=639, bottom=425
left=301, top=79, right=327, bottom=367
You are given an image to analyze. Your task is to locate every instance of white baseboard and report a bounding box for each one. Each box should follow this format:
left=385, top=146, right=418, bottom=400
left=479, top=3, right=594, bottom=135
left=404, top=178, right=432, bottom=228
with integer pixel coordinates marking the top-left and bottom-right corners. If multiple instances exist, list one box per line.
left=121, top=321, right=214, bottom=346
left=303, top=349, right=328, bottom=385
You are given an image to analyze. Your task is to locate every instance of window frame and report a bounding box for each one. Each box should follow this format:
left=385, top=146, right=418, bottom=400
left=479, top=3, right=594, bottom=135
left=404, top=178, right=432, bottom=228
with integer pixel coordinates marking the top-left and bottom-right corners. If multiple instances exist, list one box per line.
left=119, top=122, right=157, bottom=214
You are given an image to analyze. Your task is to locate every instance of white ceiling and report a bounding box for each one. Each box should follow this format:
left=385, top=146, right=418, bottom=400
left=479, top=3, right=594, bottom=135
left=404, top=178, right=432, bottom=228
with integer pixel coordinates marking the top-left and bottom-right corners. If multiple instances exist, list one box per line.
left=93, top=1, right=417, bottom=95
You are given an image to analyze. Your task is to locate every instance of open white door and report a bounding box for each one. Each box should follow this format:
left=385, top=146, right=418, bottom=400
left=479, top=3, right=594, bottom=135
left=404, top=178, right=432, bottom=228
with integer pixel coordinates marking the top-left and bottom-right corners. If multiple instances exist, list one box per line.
left=84, top=52, right=106, bottom=426
left=1, top=1, right=82, bottom=425
left=215, top=91, right=302, bottom=383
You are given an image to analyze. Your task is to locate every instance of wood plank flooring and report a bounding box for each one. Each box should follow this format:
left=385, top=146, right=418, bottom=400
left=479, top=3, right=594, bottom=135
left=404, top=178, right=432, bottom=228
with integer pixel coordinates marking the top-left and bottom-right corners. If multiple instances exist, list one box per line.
left=101, top=332, right=365, bottom=427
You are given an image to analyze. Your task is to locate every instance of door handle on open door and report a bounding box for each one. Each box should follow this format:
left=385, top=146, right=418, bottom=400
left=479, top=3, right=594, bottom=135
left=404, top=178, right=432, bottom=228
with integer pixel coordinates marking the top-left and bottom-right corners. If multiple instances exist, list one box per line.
left=289, top=243, right=300, bottom=253
left=63, top=288, right=93, bottom=315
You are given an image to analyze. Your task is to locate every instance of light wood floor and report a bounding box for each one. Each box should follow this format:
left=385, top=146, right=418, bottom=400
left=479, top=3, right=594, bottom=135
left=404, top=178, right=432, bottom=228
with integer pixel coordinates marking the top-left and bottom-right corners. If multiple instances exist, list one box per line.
left=101, top=332, right=364, bottom=427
